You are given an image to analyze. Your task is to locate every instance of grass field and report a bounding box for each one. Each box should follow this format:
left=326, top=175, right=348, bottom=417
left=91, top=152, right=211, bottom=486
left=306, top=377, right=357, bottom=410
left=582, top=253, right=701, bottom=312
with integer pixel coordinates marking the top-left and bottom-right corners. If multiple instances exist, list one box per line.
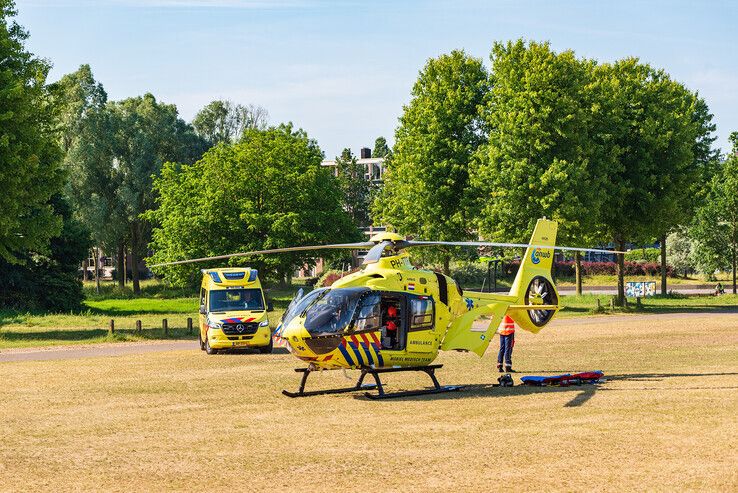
left=1, top=312, right=736, bottom=491
left=0, top=284, right=295, bottom=349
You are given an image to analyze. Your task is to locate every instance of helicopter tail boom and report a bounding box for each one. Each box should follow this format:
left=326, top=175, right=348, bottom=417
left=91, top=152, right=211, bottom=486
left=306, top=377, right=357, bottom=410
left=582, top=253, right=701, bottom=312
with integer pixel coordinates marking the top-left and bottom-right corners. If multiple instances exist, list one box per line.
left=506, top=218, right=560, bottom=333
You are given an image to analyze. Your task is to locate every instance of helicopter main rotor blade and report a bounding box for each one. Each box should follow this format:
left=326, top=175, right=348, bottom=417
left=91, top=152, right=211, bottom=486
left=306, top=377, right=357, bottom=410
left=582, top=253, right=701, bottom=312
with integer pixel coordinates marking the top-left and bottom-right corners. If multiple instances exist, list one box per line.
left=150, top=242, right=376, bottom=268
left=405, top=241, right=625, bottom=255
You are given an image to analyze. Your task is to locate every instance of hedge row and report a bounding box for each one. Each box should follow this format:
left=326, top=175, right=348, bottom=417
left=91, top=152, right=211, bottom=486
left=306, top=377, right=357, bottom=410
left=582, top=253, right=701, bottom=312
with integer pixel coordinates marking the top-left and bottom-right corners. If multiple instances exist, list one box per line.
left=505, top=260, right=673, bottom=277
left=554, top=260, right=673, bottom=277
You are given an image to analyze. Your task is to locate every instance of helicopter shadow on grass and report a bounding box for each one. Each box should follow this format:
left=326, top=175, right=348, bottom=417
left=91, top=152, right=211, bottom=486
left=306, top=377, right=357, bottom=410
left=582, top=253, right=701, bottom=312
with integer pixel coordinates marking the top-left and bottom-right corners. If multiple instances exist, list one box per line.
left=354, top=381, right=603, bottom=407
left=412, top=371, right=738, bottom=406
left=598, top=371, right=738, bottom=391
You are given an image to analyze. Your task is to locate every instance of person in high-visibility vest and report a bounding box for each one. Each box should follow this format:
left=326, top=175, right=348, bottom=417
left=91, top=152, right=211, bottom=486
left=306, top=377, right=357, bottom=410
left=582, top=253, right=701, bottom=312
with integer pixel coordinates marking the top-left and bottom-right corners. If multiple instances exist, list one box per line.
left=497, top=315, right=516, bottom=372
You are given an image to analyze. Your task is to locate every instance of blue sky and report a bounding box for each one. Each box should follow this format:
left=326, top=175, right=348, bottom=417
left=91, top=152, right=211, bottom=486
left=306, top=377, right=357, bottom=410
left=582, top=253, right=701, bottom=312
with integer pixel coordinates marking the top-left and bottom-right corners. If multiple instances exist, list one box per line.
left=15, top=0, right=738, bottom=158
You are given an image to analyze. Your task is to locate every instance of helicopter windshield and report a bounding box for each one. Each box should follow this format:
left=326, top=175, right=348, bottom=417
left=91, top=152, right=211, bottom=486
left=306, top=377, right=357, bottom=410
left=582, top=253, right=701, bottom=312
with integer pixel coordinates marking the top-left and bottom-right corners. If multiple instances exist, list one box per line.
left=303, top=287, right=371, bottom=336
left=281, top=288, right=327, bottom=329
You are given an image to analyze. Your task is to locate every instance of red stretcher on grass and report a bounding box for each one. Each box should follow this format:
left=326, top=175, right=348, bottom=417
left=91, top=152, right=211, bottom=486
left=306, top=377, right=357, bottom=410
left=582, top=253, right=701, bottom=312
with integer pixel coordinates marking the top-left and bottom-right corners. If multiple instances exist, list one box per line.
left=521, top=371, right=604, bottom=387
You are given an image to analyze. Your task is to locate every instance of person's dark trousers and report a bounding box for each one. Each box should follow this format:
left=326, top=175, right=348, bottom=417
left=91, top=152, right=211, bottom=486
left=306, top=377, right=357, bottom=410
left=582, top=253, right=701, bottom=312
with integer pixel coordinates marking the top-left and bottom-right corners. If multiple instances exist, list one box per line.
left=497, top=333, right=514, bottom=367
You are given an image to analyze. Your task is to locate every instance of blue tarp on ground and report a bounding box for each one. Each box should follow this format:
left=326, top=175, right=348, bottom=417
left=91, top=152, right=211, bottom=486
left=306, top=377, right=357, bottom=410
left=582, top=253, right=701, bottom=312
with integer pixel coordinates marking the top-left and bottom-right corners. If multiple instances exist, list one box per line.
left=521, top=371, right=604, bottom=386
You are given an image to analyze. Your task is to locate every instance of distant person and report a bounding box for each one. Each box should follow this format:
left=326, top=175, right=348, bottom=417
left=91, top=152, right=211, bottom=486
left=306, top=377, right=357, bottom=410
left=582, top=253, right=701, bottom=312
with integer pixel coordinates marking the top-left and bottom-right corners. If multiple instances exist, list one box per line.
left=382, top=305, right=399, bottom=349
left=715, top=282, right=725, bottom=296
left=497, top=315, right=515, bottom=373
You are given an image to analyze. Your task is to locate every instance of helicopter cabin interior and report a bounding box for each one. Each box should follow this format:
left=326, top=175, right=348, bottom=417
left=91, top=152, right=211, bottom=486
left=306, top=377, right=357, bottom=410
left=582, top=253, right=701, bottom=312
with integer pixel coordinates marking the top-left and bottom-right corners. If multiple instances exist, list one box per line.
left=355, top=292, right=434, bottom=351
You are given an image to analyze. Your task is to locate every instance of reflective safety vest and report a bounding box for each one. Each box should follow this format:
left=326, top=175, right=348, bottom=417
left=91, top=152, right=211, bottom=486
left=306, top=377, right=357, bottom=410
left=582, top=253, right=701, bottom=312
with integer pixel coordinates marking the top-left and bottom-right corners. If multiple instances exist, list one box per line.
left=499, top=315, right=515, bottom=336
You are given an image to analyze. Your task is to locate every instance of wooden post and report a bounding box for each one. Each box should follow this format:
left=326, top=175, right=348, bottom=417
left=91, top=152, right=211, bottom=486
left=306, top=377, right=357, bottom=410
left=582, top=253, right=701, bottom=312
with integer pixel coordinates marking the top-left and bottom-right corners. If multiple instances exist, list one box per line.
left=609, top=297, right=615, bottom=310
left=135, top=320, right=142, bottom=333
left=636, top=296, right=642, bottom=308
left=187, top=317, right=193, bottom=335
left=109, top=319, right=115, bottom=334
left=162, top=318, right=168, bottom=336
left=596, top=298, right=601, bottom=310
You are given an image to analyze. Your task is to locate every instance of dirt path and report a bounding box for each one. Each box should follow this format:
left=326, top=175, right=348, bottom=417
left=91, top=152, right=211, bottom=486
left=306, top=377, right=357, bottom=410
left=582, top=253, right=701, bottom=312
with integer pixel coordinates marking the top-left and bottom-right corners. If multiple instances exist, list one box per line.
left=0, top=340, right=195, bottom=363
left=3, top=310, right=737, bottom=363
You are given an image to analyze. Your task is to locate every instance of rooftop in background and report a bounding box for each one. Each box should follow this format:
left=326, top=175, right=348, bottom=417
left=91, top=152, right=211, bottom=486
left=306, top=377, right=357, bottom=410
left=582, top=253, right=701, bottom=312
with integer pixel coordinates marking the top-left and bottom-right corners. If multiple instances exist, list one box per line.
left=321, top=147, right=387, bottom=184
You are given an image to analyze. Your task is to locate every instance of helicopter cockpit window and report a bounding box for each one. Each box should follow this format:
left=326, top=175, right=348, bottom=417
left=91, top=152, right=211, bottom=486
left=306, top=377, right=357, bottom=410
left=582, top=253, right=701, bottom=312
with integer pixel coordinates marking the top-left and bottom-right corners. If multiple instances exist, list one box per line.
left=281, top=288, right=327, bottom=329
left=409, top=296, right=434, bottom=330
left=303, top=287, right=370, bottom=336
left=352, top=293, right=381, bottom=332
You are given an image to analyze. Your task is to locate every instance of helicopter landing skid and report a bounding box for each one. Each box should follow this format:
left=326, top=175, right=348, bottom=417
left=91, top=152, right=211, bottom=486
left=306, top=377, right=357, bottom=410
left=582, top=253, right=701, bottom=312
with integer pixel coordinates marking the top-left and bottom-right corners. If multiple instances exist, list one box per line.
left=281, top=364, right=463, bottom=399
left=282, top=367, right=378, bottom=398
left=362, top=365, right=463, bottom=400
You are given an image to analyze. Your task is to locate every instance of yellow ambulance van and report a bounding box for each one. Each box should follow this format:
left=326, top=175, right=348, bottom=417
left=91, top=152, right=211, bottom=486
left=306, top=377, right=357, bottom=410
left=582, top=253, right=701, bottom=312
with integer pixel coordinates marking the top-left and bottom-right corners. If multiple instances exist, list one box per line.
left=198, top=268, right=273, bottom=354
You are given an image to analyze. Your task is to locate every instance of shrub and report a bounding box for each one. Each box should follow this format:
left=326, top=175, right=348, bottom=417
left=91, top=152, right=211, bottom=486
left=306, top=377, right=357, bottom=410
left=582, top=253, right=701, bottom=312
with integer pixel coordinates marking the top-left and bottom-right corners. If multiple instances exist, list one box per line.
left=450, top=262, right=488, bottom=287
left=625, top=248, right=661, bottom=263
left=316, top=268, right=359, bottom=287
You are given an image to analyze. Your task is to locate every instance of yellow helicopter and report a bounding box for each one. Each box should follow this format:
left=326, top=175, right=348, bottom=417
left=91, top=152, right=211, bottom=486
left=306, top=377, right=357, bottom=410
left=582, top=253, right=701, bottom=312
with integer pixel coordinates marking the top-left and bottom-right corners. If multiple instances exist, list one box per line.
left=152, top=218, right=618, bottom=399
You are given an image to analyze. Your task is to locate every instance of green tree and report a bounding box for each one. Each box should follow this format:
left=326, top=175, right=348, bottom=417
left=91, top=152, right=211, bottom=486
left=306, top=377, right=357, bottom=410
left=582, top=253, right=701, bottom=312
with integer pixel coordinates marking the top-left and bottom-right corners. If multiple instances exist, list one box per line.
left=472, top=40, right=611, bottom=294
left=192, top=100, right=268, bottom=147
left=49, top=64, right=124, bottom=290
left=372, top=136, right=392, bottom=159
left=48, top=64, right=107, bottom=154
left=666, top=228, right=694, bottom=278
left=111, top=93, right=205, bottom=293
left=147, top=124, right=360, bottom=287
left=373, top=50, right=489, bottom=274
left=0, top=195, right=91, bottom=311
left=593, top=59, right=703, bottom=303
left=691, top=133, right=738, bottom=292
left=0, top=0, right=64, bottom=262
left=647, top=92, right=716, bottom=296
left=336, top=148, right=371, bottom=227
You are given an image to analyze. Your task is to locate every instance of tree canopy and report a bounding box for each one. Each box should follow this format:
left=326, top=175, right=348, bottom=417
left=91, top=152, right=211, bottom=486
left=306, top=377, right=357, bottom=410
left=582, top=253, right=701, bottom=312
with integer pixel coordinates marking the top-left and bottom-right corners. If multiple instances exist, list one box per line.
left=372, top=136, right=392, bottom=159
left=372, top=50, right=489, bottom=273
left=110, top=93, right=206, bottom=291
left=0, top=0, right=64, bottom=262
left=147, top=124, right=361, bottom=286
left=691, top=134, right=738, bottom=292
left=472, top=40, right=609, bottom=248
left=192, top=100, right=268, bottom=147
left=336, top=148, right=372, bottom=227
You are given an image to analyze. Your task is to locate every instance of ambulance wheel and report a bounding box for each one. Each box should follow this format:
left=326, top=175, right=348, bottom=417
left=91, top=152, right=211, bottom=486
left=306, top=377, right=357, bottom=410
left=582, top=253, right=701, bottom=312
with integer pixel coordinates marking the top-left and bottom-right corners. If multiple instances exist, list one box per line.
left=259, top=337, right=273, bottom=354
left=205, top=337, right=218, bottom=355
left=198, top=332, right=205, bottom=351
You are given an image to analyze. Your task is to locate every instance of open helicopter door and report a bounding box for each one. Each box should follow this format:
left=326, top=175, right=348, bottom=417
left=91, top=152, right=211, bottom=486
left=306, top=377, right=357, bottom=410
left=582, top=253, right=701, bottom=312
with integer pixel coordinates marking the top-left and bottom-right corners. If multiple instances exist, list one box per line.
left=440, top=302, right=508, bottom=356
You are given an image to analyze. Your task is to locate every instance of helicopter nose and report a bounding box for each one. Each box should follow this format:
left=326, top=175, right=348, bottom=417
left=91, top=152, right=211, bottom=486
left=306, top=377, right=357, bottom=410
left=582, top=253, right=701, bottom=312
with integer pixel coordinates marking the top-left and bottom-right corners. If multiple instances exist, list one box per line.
left=277, top=321, right=312, bottom=354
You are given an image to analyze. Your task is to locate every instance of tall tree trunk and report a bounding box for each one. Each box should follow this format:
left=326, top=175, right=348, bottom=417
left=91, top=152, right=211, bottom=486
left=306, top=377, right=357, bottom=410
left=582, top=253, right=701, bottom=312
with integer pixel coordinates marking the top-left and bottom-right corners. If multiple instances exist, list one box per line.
left=733, top=234, right=738, bottom=294
left=117, top=243, right=125, bottom=288
left=575, top=251, right=582, bottom=296
left=130, top=225, right=141, bottom=295
left=93, top=247, right=100, bottom=295
left=660, top=234, right=667, bottom=296
left=442, top=255, right=450, bottom=276
left=616, top=239, right=625, bottom=306
left=82, top=258, right=89, bottom=282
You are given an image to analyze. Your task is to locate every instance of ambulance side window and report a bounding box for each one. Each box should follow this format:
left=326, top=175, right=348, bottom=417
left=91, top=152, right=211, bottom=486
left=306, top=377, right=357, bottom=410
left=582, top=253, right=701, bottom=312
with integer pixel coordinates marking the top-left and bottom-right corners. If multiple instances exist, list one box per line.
left=409, top=296, right=434, bottom=330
